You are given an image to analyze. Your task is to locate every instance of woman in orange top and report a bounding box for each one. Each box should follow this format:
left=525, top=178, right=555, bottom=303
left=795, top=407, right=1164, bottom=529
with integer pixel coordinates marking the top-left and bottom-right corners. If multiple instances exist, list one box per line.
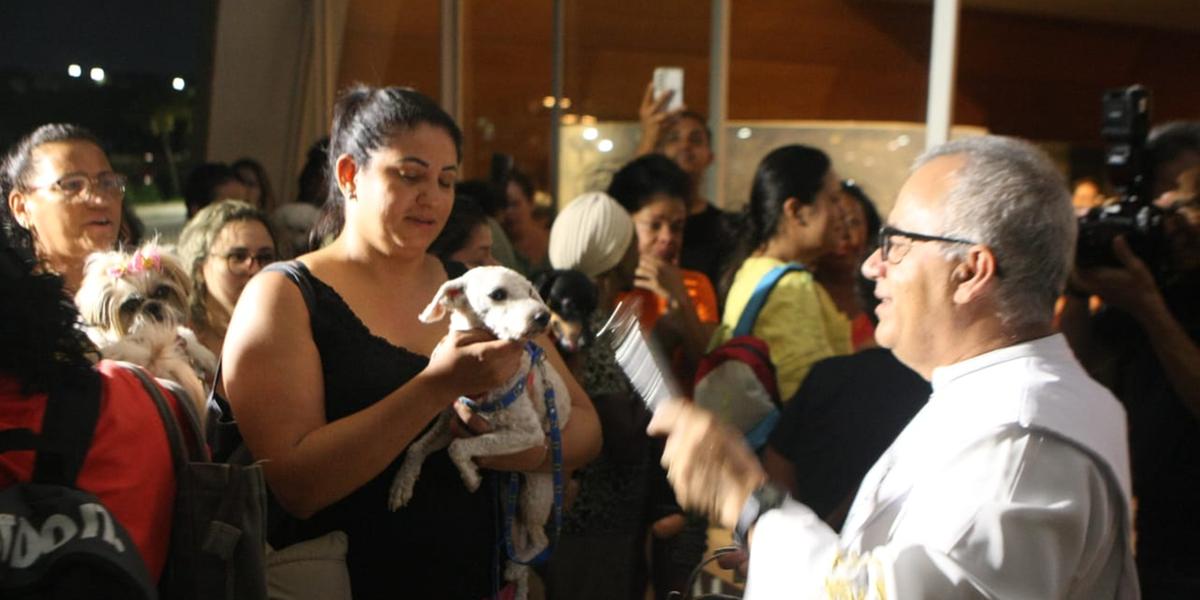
left=609, top=154, right=718, bottom=388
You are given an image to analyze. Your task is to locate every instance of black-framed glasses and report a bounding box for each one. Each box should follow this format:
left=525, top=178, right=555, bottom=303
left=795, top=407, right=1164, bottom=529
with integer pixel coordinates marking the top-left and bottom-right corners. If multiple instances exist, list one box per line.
left=217, top=249, right=276, bottom=274
left=27, top=173, right=127, bottom=200
left=878, top=225, right=977, bottom=264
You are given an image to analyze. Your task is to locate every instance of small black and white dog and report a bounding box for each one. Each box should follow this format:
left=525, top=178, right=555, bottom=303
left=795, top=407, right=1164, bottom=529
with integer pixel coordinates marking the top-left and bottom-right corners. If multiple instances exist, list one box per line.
left=533, top=269, right=598, bottom=357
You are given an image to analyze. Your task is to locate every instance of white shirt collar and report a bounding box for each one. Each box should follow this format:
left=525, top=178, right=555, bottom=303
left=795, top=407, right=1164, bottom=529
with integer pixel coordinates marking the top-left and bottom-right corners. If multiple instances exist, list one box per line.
left=930, top=333, right=1072, bottom=392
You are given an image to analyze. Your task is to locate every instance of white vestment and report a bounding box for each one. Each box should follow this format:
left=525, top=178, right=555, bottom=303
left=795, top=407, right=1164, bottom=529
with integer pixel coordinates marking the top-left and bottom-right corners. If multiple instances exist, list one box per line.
left=746, top=334, right=1140, bottom=599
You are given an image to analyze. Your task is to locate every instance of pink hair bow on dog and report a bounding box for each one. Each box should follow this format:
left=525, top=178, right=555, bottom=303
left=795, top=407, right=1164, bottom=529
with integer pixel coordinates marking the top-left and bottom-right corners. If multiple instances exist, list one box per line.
left=108, top=247, right=164, bottom=278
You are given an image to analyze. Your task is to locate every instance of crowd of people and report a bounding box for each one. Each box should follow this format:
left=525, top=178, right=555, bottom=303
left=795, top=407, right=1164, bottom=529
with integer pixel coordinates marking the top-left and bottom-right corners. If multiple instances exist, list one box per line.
left=1, top=74, right=1198, bottom=600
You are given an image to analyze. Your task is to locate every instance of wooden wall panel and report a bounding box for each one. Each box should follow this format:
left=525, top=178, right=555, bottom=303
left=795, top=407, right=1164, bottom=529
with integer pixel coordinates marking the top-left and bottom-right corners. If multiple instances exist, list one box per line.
left=955, top=10, right=1200, bottom=143
left=459, top=0, right=554, bottom=183
left=338, top=0, right=440, bottom=96
left=728, top=0, right=932, bottom=122
left=723, top=0, right=1199, bottom=143
left=564, top=0, right=710, bottom=120
left=333, top=0, right=1200, bottom=198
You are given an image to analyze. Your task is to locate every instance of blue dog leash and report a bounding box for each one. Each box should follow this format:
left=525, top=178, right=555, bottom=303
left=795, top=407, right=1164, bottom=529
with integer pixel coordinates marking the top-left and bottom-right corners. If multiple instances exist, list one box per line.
left=459, top=342, right=564, bottom=565
left=458, top=342, right=541, bottom=413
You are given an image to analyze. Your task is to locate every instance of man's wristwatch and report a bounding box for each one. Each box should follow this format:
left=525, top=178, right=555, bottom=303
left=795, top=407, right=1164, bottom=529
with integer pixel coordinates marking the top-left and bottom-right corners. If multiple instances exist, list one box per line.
left=732, top=482, right=788, bottom=547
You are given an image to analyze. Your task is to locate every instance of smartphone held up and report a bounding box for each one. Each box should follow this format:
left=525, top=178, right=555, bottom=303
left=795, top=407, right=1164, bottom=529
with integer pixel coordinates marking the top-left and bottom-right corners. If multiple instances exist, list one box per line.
left=653, top=67, right=684, bottom=112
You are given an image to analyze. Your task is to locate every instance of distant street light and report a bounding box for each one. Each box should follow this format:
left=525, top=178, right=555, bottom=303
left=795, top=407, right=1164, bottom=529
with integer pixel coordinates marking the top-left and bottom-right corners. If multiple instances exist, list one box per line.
left=172, top=77, right=185, bottom=91
left=67, top=64, right=82, bottom=78
left=89, top=67, right=105, bottom=83
left=597, top=139, right=614, bottom=153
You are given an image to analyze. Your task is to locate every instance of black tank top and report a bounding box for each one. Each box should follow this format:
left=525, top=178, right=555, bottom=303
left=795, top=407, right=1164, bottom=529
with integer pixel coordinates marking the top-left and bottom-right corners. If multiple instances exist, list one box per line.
left=279, top=261, right=501, bottom=599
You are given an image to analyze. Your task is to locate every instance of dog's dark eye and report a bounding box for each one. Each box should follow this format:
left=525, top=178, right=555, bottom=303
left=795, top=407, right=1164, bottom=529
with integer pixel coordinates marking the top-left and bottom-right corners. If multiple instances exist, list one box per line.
left=120, top=297, right=143, bottom=314
left=151, top=285, right=171, bottom=300
left=488, top=288, right=508, bottom=302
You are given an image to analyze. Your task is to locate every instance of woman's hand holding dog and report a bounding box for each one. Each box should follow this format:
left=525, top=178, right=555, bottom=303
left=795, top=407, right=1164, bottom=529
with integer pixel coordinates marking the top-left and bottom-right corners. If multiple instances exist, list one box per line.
left=425, top=328, right=524, bottom=399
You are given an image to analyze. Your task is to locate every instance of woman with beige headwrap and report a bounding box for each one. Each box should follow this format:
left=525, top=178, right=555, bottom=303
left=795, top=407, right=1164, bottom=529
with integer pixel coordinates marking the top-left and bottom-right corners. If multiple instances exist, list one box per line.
left=543, top=192, right=689, bottom=599
left=547, top=191, right=638, bottom=295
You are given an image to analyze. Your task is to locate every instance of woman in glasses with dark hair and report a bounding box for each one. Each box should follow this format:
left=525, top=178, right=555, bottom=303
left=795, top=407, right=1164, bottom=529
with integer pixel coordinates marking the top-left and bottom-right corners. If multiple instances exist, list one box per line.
left=815, top=179, right=884, bottom=350
left=177, top=199, right=278, bottom=357
left=2, top=123, right=126, bottom=293
left=0, top=173, right=181, bottom=588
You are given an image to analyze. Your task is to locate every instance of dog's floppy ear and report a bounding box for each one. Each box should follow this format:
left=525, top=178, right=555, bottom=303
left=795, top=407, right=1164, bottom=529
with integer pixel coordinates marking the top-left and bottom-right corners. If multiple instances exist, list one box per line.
left=75, top=250, right=125, bottom=329
left=419, top=277, right=466, bottom=323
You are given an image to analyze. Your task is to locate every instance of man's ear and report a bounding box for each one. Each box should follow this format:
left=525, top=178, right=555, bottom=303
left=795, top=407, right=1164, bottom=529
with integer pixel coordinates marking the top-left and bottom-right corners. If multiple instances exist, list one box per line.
left=9, top=189, right=30, bottom=229
left=334, top=154, right=359, bottom=200
left=951, top=245, right=999, bottom=304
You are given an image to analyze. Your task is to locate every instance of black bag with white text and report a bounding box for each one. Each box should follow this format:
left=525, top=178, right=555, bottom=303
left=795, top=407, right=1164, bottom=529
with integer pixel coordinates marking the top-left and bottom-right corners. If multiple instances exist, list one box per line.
left=0, top=375, right=156, bottom=599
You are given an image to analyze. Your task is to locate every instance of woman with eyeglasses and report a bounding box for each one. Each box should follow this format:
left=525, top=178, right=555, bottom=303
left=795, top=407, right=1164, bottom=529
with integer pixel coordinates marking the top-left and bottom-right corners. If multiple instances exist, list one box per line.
left=815, top=180, right=884, bottom=351
left=716, top=144, right=853, bottom=404
left=2, top=123, right=126, bottom=293
left=177, top=199, right=278, bottom=358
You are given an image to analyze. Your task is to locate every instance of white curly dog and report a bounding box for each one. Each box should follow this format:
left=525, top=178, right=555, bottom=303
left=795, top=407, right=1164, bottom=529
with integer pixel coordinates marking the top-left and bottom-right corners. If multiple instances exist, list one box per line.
left=388, top=266, right=570, bottom=599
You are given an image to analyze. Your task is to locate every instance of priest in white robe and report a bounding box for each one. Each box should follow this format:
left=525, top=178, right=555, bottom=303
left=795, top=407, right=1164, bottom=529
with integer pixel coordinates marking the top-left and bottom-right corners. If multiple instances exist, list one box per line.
left=649, top=135, right=1140, bottom=599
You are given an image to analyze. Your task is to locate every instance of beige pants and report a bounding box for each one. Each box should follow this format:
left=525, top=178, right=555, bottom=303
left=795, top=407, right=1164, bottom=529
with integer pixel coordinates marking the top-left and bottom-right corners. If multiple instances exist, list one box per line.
left=266, top=531, right=352, bottom=600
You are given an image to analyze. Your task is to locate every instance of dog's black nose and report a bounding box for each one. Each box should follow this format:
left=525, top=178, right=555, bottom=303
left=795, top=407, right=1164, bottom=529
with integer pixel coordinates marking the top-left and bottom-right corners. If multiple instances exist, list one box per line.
left=533, top=311, right=551, bottom=328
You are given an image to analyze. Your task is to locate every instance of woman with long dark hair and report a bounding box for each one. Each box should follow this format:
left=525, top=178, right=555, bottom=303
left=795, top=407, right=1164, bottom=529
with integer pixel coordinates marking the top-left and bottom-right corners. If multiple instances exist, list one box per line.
left=0, top=178, right=179, bottom=583
left=715, top=145, right=852, bottom=403
left=222, top=85, right=600, bottom=598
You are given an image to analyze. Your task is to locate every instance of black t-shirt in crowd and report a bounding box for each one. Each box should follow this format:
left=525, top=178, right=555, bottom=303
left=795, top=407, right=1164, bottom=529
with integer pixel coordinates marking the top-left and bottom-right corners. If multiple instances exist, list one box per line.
left=1093, top=269, right=1200, bottom=598
left=767, top=348, right=930, bottom=529
left=680, top=204, right=734, bottom=294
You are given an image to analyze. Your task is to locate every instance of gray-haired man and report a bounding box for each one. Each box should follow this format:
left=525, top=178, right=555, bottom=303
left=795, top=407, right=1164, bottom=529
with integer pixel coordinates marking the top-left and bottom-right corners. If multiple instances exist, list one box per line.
left=650, top=135, right=1139, bottom=598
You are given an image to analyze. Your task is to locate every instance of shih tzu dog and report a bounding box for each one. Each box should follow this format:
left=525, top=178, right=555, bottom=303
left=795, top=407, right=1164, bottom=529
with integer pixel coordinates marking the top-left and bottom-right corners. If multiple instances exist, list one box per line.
left=75, top=241, right=216, bottom=418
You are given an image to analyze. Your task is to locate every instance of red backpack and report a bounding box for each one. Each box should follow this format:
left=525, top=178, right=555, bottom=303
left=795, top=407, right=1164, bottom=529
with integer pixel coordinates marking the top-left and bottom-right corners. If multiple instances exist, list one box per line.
left=693, top=264, right=803, bottom=449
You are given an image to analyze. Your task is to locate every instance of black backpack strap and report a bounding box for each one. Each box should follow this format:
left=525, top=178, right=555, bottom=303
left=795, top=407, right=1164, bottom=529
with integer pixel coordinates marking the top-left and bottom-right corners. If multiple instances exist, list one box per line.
left=155, top=375, right=211, bottom=462
left=0, top=428, right=39, bottom=453
left=120, top=363, right=203, bottom=472
left=31, top=370, right=102, bottom=486
left=733, top=263, right=806, bottom=337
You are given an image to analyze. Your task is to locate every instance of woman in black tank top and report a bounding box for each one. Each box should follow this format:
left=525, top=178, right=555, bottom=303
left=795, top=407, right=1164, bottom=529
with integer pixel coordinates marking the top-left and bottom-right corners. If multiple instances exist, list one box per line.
left=222, top=86, right=601, bottom=599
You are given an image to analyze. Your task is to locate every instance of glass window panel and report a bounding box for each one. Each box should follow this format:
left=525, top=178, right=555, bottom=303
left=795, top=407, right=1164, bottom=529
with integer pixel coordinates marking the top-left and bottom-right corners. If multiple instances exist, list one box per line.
left=557, top=0, right=710, bottom=204
left=721, top=123, right=985, bottom=216
left=461, top=0, right=554, bottom=187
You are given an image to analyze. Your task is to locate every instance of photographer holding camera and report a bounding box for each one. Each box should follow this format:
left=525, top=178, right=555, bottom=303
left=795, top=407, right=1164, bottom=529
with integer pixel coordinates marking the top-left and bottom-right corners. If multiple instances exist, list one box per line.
left=1061, top=120, right=1200, bottom=598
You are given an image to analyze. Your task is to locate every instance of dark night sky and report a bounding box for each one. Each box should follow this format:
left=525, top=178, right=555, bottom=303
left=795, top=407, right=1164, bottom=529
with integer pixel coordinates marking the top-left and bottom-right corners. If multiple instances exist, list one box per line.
left=0, top=0, right=206, bottom=77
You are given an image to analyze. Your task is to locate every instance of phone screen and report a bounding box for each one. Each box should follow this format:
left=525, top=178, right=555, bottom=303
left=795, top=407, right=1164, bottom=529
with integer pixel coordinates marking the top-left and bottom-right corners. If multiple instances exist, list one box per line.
left=653, top=67, right=684, bottom=112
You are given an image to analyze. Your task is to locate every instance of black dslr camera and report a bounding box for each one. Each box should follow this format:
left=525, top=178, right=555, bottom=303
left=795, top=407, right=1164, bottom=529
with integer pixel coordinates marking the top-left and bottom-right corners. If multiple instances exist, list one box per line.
left=1076, top=85, right=1167, bottom=271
